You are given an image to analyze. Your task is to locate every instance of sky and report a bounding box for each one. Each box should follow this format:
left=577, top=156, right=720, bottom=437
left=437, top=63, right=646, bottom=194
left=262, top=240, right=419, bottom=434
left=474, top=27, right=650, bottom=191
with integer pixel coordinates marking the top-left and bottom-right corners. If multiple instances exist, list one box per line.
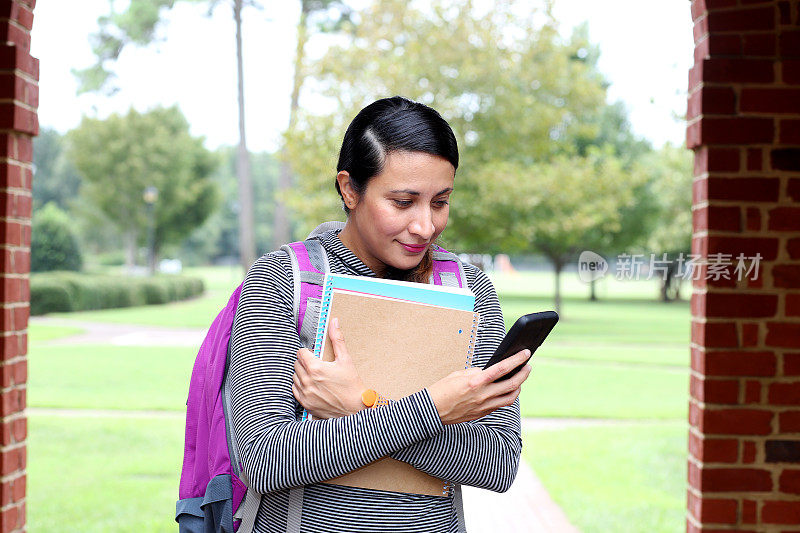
left=31, top=0, right=694, bottom=153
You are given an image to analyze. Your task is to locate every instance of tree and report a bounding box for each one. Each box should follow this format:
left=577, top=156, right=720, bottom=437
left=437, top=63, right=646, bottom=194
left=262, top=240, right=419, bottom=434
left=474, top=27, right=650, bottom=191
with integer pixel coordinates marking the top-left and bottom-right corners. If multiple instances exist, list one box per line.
left=67, top=106, right=219, bottom=272
left=462, top=149, right=645, bottom=315
left=283, top=0, right=608, bottom=242
left=31, top=203, right=83, bottom=272
left=179, top=146, right=279, bottom=264
left=32, top=128, right=83, bottom=211
left=274, top=1, right=352, bottom=250
left=74, top=0, right=259, bottom=273
left=644, top=143, right=694, bottom=301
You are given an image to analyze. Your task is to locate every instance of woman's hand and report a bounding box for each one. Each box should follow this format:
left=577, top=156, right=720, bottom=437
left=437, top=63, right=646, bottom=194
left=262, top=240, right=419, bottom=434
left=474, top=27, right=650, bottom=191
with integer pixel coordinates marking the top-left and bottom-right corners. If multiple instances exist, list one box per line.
left=427, top=348, right=532, bottom=425
left=292, top=317, right=366, bottom=419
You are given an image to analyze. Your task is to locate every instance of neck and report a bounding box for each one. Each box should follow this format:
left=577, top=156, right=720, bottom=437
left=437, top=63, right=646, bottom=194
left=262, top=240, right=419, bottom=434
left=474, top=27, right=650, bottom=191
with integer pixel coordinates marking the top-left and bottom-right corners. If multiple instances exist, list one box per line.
left=338, top=219, right=386, bottom=278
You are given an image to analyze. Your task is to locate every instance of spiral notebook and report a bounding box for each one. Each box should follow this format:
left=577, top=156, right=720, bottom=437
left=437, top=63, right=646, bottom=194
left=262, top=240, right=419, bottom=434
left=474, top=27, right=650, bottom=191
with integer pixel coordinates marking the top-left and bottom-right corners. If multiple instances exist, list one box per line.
left=310, top=273, right=480, bottom=496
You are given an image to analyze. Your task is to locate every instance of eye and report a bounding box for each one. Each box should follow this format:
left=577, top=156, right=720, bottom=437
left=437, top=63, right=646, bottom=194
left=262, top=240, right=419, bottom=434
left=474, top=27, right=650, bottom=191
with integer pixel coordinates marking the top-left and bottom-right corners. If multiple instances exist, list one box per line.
left=392, top=199, right=413, bottom=207
left=433, top=199, right=449, bottom=207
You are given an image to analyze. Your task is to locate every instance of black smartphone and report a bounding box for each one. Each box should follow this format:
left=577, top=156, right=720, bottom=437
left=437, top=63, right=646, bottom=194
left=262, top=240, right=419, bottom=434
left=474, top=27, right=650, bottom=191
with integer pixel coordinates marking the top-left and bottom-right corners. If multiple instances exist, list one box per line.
left=483, top=311, right=559, bottom=382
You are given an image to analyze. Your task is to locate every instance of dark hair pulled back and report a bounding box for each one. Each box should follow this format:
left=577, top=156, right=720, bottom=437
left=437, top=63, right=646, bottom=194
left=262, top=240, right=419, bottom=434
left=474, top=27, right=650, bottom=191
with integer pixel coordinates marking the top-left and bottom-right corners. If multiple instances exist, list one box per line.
left=335, top=96, right=459, bottom=283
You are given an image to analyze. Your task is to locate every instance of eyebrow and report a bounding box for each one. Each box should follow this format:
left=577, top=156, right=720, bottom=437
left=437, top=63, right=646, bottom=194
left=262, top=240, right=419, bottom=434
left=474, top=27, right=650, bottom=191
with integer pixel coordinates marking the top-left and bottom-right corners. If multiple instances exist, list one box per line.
left=389, top=187, right=454, bottom=196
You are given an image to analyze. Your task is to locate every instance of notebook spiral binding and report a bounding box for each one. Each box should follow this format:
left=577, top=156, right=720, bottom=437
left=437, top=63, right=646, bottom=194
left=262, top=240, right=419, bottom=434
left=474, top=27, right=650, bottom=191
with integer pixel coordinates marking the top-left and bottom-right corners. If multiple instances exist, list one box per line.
left=442, top=480, right=456, bottom=497
left=313, top=276, right=335, bottom=359
left=464, top=312, right=479, bottom=369
left=301, top=275, right=335, bottom=422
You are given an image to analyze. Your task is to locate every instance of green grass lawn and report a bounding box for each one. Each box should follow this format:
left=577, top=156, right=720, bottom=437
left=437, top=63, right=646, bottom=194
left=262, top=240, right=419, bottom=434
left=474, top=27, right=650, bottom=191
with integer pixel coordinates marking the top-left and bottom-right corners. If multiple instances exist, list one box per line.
left=28, top=323, right=85, bottom=341
left=27, top=415, right=183, bottom=532
left=25, top=266, right=692, bottom=532
left=28, top=344, right=194, bottom=411
left=523, top=422, right=688, bottom=533
left=47, top=290, right=229, bottom=328
left=520, top=359, right=688, bottom=419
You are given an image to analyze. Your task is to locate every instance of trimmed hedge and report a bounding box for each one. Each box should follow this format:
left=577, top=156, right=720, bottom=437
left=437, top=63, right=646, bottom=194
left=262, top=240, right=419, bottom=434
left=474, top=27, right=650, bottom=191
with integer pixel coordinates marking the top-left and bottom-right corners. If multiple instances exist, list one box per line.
left=30, top=272, right=205, bottom=316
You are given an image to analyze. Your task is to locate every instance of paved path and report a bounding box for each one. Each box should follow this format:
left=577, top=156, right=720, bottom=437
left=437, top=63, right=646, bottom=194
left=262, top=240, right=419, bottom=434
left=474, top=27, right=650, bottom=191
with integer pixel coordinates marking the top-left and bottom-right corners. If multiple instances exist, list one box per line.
left=32, top=316, right=584, bottom=532
left=32, top=316, right=207, bottom=346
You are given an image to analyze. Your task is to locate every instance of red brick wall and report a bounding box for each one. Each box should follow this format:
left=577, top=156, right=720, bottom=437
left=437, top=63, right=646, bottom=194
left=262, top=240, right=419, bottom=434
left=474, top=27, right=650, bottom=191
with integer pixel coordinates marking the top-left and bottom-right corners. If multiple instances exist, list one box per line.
left=688, top=0, right=800, bottom=530
left=0, top=1, right=35, bottom=531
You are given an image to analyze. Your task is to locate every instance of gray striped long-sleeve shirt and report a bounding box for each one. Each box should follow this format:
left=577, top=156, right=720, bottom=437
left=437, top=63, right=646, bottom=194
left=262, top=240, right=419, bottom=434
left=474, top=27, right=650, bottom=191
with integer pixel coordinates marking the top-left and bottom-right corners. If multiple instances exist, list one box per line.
left=229, top=229, right=522, bottom=532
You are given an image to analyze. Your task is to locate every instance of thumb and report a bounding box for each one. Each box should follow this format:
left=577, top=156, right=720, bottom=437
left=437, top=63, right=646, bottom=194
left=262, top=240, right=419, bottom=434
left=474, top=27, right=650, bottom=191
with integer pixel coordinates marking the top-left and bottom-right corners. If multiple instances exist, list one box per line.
left=328, top=317, right=351, bottom=363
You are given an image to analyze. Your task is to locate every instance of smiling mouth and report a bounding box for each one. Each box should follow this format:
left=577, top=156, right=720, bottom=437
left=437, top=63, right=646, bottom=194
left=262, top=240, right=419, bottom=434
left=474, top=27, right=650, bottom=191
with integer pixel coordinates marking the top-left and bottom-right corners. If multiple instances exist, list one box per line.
left=399, top=242, right=428, bottom=252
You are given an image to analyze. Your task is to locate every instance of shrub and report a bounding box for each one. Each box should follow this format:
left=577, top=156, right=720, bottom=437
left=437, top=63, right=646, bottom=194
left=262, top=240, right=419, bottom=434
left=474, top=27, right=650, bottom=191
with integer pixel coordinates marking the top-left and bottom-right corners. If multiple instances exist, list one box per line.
left=30, top=272, right=204, bottom=315
left=31, top=203, right=83, bottom=272
left=30, top=278, right=73, bottom=315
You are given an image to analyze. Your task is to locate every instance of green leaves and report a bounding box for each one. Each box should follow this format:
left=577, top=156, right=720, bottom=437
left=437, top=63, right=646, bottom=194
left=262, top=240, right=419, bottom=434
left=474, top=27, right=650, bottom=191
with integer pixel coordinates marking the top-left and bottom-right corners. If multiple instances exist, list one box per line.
left=66, top=106, right=220, bottom=255
left=285, top=0, right=622, bottom=250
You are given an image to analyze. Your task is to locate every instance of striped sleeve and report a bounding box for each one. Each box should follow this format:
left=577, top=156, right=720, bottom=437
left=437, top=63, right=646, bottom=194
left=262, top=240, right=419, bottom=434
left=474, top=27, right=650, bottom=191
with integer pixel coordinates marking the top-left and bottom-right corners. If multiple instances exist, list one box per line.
left=390, top=263, right=522, bottom=492
left=228, top=252, right=444, bottom=494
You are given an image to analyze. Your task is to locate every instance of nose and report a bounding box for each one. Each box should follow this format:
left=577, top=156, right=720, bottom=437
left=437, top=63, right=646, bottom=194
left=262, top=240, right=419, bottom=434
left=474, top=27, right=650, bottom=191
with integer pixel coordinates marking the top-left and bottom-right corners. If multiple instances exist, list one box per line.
left=409, top=206, right=435, bottom=241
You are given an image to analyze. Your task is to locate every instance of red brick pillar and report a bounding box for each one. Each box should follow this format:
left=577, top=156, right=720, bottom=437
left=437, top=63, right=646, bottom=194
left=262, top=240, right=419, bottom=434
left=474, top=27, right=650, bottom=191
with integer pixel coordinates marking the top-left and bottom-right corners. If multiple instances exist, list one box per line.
left=687, top=0, right=800, bottom=530
left=0, top=1, right=35, bottom=531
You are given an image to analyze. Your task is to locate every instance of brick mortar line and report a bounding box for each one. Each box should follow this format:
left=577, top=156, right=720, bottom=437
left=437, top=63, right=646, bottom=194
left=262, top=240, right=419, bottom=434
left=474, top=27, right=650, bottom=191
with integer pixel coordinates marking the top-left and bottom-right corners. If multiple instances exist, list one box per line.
left=687, top=384, right=800, bottom=404
left=0, top=157, right=33, bottom=167
left=693, top=230, right=800, bottom=238
left=0, top=471, right=24, bottom=484
left=0, top=355, right=27, bottom=365
left=0, top=18, right=32, bottom=33
left=0, top=218, right=31, bottom=224
left=0, top=99, right=37, bottom=112
left=0, top=68, right=38, bottom=85
left=695, top=492, right=800, bottom=501
left=0, top=501, right=24, bottom=514
left=0, top=187, right=31, bottom=196
left=688, top=372, right=800, bottom=388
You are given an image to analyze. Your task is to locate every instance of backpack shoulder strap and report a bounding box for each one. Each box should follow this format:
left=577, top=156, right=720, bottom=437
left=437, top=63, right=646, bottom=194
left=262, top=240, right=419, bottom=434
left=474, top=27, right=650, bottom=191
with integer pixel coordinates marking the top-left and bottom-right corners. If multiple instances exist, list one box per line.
left=430, top=247, right=469, bottom=531
left=281, top=237, right=332, bottom=533
left=430, top=245, right=468, bottom=289
left=281, top=238, right=330, bottom=351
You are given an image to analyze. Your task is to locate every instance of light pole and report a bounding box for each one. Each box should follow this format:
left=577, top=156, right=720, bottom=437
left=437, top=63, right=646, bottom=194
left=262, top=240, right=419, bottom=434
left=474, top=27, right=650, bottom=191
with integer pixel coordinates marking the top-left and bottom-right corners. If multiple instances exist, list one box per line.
left=143, top=186, right=159, bottom=275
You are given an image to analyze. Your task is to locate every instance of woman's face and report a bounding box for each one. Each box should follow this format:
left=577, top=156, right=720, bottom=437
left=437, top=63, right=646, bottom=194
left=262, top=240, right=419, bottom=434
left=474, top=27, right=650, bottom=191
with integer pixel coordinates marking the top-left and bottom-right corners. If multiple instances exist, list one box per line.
left=338, top=150, right=455, bottom=277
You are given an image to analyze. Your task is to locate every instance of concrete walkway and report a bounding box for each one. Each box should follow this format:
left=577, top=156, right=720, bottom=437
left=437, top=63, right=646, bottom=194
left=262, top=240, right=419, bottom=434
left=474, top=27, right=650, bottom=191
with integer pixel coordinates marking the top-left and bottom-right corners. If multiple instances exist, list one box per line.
left=31, top=316, right=583, bottom=532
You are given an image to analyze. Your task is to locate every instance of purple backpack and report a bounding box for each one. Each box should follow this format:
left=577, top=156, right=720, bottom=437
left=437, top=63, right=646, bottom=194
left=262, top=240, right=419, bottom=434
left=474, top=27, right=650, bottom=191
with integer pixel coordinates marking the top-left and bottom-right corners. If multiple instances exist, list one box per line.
left=175, top=225, right=468, bottom=533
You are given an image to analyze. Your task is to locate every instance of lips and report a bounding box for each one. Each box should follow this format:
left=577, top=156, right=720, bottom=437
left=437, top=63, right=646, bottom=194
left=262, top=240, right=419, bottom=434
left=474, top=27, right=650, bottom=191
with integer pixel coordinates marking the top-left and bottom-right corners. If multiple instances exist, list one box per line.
left=399, top=242, right=428, bottom=253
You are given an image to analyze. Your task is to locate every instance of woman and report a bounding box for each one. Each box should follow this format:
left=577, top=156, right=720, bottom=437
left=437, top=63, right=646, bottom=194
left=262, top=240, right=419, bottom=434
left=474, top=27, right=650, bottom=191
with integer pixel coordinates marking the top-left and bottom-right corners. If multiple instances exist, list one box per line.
left=229, top=96, right=532, bottom=532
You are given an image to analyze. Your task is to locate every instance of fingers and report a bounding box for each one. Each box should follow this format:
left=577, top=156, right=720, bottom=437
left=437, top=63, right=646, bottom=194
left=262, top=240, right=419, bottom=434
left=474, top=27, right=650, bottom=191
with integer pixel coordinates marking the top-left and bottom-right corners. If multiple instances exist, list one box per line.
left=291, top=382, right=304, bottom=404
left=296, top=347, right=314, bottom=372
left=487, top=363, right=531, bottom=398
left=328, top=317, right=351, bottom=363
left=482, top=348, right=531, bottom=383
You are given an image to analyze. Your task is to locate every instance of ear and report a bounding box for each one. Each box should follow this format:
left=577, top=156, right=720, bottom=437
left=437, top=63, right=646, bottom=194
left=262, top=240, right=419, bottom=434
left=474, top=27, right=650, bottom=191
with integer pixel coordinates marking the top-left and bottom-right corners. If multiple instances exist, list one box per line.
left=336, top=171, right=359, bottom=210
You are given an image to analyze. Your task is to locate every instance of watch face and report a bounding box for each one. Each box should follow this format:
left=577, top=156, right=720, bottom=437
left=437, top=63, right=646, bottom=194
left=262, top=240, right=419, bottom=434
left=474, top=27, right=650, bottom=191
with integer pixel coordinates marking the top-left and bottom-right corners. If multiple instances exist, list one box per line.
left=361, top=389, right=378, bottom=407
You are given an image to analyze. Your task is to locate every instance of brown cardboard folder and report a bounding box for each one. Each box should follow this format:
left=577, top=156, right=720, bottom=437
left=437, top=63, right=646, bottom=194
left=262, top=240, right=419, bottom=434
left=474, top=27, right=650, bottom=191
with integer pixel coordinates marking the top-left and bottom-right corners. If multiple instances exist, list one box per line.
left=318, top=289, right=479, bottom=496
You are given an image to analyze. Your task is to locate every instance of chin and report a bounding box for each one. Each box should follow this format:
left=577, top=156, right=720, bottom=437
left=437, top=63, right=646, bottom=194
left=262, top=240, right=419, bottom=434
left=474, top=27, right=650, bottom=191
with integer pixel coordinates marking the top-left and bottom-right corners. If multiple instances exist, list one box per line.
left=386, top=255, right=423, bottom=273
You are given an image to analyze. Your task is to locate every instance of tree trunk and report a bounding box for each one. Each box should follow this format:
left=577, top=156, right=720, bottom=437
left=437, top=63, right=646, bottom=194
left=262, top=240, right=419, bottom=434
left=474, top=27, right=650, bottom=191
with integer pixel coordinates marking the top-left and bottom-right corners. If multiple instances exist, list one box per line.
left=553, top=257, right=563, bottom=317
left=273, top=4, right=310, bottom=249
left=235, top=0, right=256, bottom=273
left=661, top=261, right=677, bottom=302
left=149, top=242, right=159, bottom=276
left=125, top=230, right=137, bottom=271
